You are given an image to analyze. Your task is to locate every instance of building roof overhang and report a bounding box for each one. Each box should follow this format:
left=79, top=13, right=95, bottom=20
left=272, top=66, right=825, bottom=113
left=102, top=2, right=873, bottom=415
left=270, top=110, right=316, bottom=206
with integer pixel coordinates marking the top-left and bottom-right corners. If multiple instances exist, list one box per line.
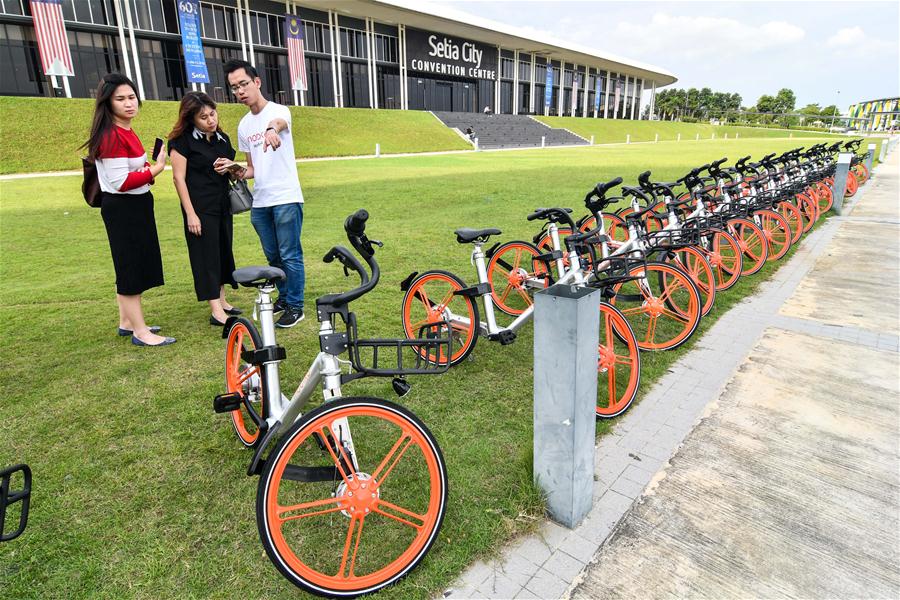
left=296, top=0, right=677, bottom=87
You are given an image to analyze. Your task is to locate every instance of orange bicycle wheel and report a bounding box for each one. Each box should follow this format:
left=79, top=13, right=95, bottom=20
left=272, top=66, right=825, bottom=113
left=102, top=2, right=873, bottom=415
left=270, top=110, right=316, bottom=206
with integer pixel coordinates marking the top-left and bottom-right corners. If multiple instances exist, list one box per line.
left=754, top=209, right=792, bottom=261
left=535, top=227, right=573, bottom=271
left=257, top=397, right=447, bottom=598
left=845, top=171, right=859, bottom=197
left=225, top=317, right=266, bottom=448
left=596, top=302, right=641, bottom=418
left=401, top=270, right=479, bottom=366
left=727, top=217, right=769, bottom=275
left=699, top=228, right=743, bottom=291
left=487, top=240, right=548, bottom=316
left=664, top=246, right=716, bottom=316
left=610, top=261, right=702, bottom=351
left=796, top=193, right=818, bottom=232
left=814, top=181, right=834, bottom=214
left=579, top=213, right=629, bottom=243
left=777, top=200, right=804, bottom=244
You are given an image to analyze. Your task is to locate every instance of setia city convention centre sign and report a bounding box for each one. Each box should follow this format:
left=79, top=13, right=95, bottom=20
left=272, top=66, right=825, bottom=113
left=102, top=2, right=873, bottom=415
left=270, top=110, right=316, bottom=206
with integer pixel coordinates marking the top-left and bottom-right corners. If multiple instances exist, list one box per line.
left=406, top=28, right=498, bottom=81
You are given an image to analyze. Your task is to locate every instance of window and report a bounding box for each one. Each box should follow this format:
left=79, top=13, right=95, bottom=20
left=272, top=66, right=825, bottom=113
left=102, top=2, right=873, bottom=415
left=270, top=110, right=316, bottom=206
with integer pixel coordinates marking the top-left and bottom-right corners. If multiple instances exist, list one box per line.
left=518, top=60, right=531, bottom=82
left=339, top=27, right=367, bottom=59
left=374, top=33, right=397, bottom=63
left=1, top=1, right=26, bottom=16
left=563, top=69, right=573, bottom=87
left=304, top=22, right=331, bottom=54
left=500, top=57, right=514, bottom=80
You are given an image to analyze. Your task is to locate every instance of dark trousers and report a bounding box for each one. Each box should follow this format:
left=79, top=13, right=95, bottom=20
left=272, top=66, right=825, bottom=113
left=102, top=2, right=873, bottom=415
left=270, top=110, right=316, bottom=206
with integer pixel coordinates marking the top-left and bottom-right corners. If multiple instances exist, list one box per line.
left=184, top=211, right=237, bottom=301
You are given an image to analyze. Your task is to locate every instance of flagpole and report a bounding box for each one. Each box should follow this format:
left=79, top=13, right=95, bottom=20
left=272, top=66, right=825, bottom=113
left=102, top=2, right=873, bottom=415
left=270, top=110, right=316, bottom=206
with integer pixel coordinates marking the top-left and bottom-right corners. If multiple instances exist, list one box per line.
left=62, top=76, right=71, bottom=98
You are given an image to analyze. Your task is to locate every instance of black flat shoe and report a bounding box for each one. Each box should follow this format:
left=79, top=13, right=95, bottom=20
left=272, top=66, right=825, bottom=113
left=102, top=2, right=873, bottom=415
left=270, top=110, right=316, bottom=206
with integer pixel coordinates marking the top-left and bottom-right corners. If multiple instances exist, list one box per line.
left=224, top=307, right=242, bottom=316
left=131, top=335, right=176, bottom=347
left=210, top=315, right=226, bottom=327
left=118, top=325, right=161, bottom=337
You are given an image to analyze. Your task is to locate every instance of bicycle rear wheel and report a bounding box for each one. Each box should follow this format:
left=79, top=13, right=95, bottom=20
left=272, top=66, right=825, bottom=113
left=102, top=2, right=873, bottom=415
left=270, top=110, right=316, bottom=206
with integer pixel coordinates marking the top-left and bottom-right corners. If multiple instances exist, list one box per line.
left=224, top=317, right=266, bottom=448
left=699, top=228, right=742, bottom=292
left=487, top=240, right=548, bottom=316
left=257, top=397, right=448, bottom=598
left=596, top=302, right=641, bottom=418
left=401, top=270, right=479, bottom=367
left=777, top=201, right=804, bottom=244
left=796, top=193, right=818, bottom=232
left=610, top=261, right=702, bottom=351
left=663, top=246, right=716, bottom=316
left=845, top=171, right=859, bottom=197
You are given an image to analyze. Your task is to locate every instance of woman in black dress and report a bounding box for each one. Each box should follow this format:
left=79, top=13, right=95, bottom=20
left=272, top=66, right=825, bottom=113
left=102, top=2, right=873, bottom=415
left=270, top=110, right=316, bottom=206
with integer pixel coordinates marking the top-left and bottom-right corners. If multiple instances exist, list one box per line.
left=83, top=73, right=174, bottom=347
left=168, top=92, right=240, bottom=326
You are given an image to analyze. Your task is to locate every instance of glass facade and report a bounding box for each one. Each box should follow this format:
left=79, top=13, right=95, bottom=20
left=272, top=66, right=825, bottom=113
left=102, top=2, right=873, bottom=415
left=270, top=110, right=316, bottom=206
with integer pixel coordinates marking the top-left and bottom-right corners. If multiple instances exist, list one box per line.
left=0, top=0, right=657, bottom=118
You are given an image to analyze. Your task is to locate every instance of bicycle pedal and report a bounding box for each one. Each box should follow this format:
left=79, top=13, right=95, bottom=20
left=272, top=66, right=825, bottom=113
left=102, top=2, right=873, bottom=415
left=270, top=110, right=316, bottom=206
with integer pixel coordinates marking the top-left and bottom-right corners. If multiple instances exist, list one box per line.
left=213, top=392, right=243, bottom=414
left=491, top=330, right=517, bottom=345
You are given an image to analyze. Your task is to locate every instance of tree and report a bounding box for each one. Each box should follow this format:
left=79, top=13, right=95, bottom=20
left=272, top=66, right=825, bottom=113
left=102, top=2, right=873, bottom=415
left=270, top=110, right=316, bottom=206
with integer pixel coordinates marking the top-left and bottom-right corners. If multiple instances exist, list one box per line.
left=821, top=105, right=839, bottom=119
left=756, top=94, right=776, bottom=113
left=774, top=88, right=796, bottom=114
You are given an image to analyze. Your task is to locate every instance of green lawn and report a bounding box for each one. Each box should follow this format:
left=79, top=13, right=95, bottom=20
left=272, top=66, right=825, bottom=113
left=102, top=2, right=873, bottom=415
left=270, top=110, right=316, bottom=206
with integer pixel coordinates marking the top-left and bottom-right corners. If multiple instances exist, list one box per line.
left=0, top=138, right=849, bottom=598
left=0, top=97, right=469, bottom=174
left=536, top=115, right=849, bottom=144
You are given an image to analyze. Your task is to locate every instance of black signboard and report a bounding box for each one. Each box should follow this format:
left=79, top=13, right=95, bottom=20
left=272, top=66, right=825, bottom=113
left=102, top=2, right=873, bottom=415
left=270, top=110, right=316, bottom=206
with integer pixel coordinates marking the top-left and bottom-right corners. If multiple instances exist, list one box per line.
left=406, top=27, right=498, bottom=81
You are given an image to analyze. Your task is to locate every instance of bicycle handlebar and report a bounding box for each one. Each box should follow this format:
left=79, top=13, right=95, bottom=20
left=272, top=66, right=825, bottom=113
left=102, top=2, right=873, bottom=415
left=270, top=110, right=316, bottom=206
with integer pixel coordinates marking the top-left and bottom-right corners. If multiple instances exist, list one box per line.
left=317, top=210, right=382, bottom=310
left=527, top=207, right=576, bottom=228
left=583, top=177, right=623, bottom=214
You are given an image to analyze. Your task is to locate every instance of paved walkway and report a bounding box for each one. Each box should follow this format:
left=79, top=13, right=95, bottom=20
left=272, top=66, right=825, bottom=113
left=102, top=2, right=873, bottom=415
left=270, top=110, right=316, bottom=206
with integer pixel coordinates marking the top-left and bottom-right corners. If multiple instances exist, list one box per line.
left=443, top=151, right=899, bottom=599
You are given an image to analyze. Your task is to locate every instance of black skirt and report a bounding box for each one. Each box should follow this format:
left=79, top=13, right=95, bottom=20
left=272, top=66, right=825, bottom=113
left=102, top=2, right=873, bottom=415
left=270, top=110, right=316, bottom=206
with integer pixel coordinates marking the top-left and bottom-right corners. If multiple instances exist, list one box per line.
left=183, top=211, right=238, bottom=301
left=101, top=191, right=164, bottom=295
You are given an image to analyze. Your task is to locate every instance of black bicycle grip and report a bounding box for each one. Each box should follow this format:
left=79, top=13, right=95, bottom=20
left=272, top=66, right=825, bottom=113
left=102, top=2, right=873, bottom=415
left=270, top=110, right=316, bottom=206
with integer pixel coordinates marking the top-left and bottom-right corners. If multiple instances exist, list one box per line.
left=526, top=208, right=548, bottom=221
left=638, top=170, right=652, bottom=185
left=598, top=177, right=623, bottom=194
left=344, top=209, right=369, bottom=237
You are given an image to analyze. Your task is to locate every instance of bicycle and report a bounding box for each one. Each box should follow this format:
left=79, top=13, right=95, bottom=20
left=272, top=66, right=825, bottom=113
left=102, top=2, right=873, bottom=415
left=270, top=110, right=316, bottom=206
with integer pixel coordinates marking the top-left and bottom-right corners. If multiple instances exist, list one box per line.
left=215, top=210, right=450, bottom=598
left=400, top=203, right=643, bottom=418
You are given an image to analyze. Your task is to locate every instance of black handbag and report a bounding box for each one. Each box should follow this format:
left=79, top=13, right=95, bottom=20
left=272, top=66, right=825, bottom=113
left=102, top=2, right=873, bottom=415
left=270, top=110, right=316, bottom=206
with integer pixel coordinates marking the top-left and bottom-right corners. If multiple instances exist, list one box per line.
left=228, top=178, right=253, bottom=214
left=82, top=157, right=102, bottom=208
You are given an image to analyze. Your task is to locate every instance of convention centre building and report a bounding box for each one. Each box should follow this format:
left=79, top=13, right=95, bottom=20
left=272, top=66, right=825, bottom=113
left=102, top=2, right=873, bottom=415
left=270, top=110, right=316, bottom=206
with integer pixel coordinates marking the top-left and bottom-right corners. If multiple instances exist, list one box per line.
left=0, top=0, right=676, bottom=119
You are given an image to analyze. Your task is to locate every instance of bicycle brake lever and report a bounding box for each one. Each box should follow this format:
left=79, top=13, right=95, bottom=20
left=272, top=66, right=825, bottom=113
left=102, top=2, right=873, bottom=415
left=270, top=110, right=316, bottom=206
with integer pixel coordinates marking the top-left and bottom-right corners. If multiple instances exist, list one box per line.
left=371, top=239, right=384, bottom=247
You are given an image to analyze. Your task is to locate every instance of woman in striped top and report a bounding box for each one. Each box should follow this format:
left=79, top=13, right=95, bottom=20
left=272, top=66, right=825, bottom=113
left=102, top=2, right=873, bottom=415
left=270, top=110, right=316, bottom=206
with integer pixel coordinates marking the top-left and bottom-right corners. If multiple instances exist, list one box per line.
left=83, top=73, right=174, bottom=347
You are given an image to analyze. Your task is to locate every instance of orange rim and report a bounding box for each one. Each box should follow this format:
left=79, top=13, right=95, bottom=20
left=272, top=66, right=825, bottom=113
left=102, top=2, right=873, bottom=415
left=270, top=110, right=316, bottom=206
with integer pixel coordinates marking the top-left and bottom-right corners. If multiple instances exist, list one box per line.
left=596, top=303, right=640, bottom=417
left=610, top=262, right=701, bottom=351
left=261, top=401, right=445, bottom=594
left=846, top=171, right=859, bottom=197
left=402, top=272, right=477, bottom=365
left=728, top=218, right=768, bottom=275
left=755, top=210, right=792, bottom=261
left=668, top=246, right=716, bottom=316
left=536, top=227, right=573, bottom=272
left=798, top=193, right=818, bottom=231
left=815, top=182, right=834, bottom=213
left=703, top=230, right=742, bottom=291
left=225, top=321, right=263, bottom=446
left=778, top=201, right=804, bottom=244
left=579, top=214, right=628, bottom=243
left=487, top=241, right=548, bottom=316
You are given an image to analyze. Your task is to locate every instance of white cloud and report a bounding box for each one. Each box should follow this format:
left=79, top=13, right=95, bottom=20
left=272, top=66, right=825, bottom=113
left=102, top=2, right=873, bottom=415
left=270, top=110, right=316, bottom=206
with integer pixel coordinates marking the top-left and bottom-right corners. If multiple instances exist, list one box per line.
left=596, top=12, right=806, bottom=62
left=826, top=26, right=897, bottom=57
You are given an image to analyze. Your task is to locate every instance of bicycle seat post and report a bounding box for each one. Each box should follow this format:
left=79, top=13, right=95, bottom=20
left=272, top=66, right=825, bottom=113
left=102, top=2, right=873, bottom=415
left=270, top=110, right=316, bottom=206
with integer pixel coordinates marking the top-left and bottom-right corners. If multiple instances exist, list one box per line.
left=472, top=241, right=500, bottom=334
left=255, top=282, right=286, bottom=416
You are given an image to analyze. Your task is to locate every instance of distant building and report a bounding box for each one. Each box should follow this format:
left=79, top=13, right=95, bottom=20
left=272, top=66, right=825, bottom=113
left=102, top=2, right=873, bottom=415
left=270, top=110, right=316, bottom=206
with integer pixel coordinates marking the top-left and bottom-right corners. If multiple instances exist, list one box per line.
left=848, top=97, right=900, bottom=131
left=0, top=0, right=676, bottom=119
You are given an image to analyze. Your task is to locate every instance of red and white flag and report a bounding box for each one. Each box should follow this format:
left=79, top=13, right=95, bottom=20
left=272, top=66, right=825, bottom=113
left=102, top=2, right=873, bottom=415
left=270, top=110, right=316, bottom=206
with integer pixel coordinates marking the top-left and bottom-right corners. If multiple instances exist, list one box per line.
left=30, top=0, right=74, bottom=77
left=284, top=14, right=307, bottom=91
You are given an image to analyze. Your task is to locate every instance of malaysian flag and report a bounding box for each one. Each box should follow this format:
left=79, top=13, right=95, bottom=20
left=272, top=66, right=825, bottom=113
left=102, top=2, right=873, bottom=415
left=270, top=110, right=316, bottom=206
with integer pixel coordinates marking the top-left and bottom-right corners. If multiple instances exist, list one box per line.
left=30, top=0, right=74, bottom=77
left=284, top=14, right=307, bottom=91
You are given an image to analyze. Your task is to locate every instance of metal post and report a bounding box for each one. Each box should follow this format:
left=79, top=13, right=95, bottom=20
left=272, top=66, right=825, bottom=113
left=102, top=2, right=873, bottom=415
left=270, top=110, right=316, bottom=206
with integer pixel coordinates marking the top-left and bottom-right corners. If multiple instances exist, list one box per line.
left=541, top=136, right=546, bottom=148
left=865, top=143, right=875, bottom=174
left=831, top=153, right=852, bottom=215
left=533, top=285, right=601, bottom=528
left=626, top=134, right=630, bottom=144
left=375, top=143, right=380, bottom=157
left=724, top=133, right=728, bottom=140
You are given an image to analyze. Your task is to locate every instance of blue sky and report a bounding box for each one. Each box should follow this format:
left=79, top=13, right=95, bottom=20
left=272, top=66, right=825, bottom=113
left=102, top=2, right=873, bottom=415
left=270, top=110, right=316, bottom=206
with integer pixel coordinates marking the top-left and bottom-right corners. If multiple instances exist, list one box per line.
left=431, top=0, right=900, bottom=112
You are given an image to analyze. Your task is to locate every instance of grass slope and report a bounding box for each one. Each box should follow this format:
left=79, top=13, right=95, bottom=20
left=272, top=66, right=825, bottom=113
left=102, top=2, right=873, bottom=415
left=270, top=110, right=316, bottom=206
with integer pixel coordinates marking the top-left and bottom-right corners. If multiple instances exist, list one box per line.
left=536, top=115, right=849, bottom=144
left=0, top=138, right=850, bottom=598
left=0, top=97, right=469, bottom=174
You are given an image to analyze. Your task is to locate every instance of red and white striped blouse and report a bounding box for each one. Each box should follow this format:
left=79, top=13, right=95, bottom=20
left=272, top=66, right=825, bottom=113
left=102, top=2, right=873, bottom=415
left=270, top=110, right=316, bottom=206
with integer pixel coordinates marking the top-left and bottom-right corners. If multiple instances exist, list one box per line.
left=95, top=126, right=153, bottom=195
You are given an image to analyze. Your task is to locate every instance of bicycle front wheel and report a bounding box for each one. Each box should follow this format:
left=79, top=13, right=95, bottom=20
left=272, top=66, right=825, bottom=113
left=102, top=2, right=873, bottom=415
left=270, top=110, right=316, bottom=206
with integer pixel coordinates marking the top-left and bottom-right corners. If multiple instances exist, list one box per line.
left=664, top=246, right=716, bottom=316
left=754, top=209, right=792, bottom=261
left=597, top=302, right=641, bottom=418
left=257, top=397, right=448, bottom=598
left=727, top=217, right=769, bottom=276
left=487, top=240, right=549, bottom=316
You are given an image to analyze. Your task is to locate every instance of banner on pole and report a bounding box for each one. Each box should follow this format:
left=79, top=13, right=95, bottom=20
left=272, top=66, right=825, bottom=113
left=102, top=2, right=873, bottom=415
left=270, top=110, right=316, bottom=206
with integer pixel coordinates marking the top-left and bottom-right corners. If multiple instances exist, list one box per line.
left=177, top=0, right=210, bottom=84
left=594, top=77, right=602, bottom=113
left=543, top=65, right=553, bottom=109
left=571, top=73, right=579, bottom=115
left=614, top=82, right=622, bottom=116
left=29, top=0, right=74, bottom=77
left=285, top=14, right=308, bottom=91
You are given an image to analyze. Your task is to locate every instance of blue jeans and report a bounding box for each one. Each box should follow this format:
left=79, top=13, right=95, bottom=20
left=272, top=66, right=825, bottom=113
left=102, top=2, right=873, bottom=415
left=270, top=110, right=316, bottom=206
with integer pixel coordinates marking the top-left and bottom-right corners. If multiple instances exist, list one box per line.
left=250, top=203, right=305, bottom=309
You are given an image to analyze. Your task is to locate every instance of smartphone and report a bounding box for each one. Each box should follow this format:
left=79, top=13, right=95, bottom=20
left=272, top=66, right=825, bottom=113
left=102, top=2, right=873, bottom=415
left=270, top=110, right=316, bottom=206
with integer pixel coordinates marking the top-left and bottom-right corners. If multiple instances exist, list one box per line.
left=152, top=137, right=164, bottom=160
left=225, top=161, right=244, bottom=174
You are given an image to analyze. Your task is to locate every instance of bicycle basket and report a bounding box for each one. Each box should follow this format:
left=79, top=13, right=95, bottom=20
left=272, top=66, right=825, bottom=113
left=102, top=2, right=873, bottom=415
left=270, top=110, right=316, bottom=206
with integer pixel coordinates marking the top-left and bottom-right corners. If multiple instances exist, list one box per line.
left=590, top=253, right=647, bottom=289
left=644, top=224, right=700, bottom=250
left=348, top=317, right=453, bottom=376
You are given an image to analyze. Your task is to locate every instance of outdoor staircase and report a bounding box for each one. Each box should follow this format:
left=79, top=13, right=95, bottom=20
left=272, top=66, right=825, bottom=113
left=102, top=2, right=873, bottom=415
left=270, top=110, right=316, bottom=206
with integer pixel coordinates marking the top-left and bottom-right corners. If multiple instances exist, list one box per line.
left=431, top=112, right=589, bottom=150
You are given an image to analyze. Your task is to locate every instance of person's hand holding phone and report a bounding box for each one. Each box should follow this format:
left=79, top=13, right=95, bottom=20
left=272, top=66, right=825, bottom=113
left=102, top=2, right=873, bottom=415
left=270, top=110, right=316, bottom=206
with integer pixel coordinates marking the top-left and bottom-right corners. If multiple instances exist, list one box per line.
left=149, top=137, right=167, bottom=177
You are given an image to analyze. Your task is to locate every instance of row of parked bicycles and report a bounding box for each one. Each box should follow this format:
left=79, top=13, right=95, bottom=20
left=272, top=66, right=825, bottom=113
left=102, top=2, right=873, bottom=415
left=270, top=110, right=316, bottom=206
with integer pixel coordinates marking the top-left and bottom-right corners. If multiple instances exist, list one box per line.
left=209, top=138, right=870, bottom=597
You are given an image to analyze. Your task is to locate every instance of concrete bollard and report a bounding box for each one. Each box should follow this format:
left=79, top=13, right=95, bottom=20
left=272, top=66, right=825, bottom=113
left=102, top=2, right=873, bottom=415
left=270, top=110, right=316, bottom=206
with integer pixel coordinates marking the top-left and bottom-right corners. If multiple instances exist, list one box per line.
left=831, top=153, right=852, bottom=215
left=626, top=134, right=631, bottom=144
left=655, top=133, right=659, bottom=143
left=677, top=133, right=681, bottom=142
left=879, top=141, right=887, bottom=163
left=474, top=137, right=480, bottom=152
left=375, top=143, right=380, bottom=157
left=724, top=133, right=728, bottom=140
left=712, top=132, right=716, bottom=140
left=590, top=135, right=594, bottom=145
left=542, top=135, right=546, bottom=148
left=533, top=285, right=602, bottom=528
left=695, top=133, right=700, bottom=141
left=789, top=133, right=793, bottom=139
left=865, top=143, right=875, bottom=174
left=736, top=132, right=740, bottom=139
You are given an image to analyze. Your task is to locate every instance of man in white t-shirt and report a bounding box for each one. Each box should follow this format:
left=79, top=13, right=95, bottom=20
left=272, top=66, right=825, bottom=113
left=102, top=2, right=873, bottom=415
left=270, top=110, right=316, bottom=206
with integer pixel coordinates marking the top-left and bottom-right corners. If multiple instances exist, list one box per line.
left=220, top=59, right=305, bottom=327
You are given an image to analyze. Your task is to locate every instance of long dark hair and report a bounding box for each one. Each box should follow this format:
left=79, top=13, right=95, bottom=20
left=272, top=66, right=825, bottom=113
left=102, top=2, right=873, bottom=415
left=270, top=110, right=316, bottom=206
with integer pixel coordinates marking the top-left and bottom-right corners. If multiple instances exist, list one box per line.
left=81, top=73, right=141, bottom=160
left=168, top=91, right=220, bottom=141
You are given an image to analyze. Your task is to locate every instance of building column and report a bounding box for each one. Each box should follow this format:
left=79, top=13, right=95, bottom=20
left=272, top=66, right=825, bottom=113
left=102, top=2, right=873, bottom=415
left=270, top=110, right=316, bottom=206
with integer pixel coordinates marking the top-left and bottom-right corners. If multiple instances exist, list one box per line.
left=529, top=53, right=536, bottom=114
left=512, top=49, right=519, bottom=115
left=122, top=0, right=146, bottom=100
left=556, top=63, right=564, bottom=116
left=112, top=0, right=133, bottom=80
left=244, top=0, right=255, bottom=66
left=365, top=18, right=375, bottom=108
left=398, top=24, right=407, bottom=109
left=582, top=68, right=589, bottom=117
left=604, top=71, right=611, bottom=118
left=649, top=80, right=656, bottom=119
left=570, top=63, right=577, bottom=116
left=632, top=78, right=641, bottom=120
left=236, top=0, right=248, bottom=60
left=494, top=46, right=501, bottom=114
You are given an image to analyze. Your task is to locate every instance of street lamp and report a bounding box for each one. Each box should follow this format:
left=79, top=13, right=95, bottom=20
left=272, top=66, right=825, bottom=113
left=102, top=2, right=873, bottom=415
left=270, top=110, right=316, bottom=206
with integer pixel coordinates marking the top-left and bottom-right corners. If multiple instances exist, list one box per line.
left=831, top=90, right=840, bottom=130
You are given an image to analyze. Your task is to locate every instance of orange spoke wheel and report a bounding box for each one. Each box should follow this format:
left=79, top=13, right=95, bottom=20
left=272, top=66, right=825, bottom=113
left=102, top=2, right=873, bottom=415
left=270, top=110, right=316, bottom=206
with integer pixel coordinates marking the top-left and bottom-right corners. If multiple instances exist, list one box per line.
left=401, top=270, right=479, bottom=367
left=487, top=240, right=548, bottom=316
left=845, top=171, right=859, bottom=197
left=754, top=209, right=792, bottom=261
left=664, top=246, right=716, bottom=316
left=795, top=193, right=818, bottom=232
left=610, top=261, right=702, bottom=351
left=225, top=317, right=266, bottom=447
left=727, top=217, right=769, bottom=276
left=815, top=182, right=834, bottom=214
left=596, top=303, right=641, bottom=418
left=579, top=213, right=629, bottom=243
left=777, top=201, right=804, bottom=244
left=257, top=397, right=448, bottom=598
